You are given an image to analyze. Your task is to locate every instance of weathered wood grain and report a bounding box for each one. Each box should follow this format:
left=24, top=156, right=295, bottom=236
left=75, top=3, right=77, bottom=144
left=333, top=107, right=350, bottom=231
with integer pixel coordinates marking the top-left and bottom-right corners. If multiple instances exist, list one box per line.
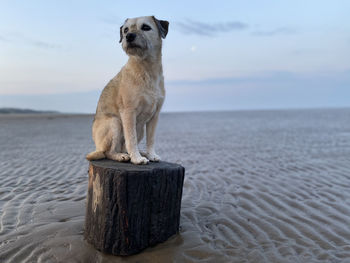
left=84, top=159, right=185, bottom=255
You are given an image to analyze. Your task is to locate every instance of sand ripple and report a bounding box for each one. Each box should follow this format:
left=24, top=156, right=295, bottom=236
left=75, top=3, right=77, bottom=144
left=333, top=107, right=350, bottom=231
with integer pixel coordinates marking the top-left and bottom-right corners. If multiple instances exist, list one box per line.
left=1, top=110, right=350, bottom=262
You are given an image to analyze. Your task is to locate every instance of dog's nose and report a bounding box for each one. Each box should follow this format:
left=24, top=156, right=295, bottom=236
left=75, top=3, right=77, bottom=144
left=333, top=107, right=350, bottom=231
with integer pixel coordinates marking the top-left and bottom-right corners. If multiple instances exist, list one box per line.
left=126, top=33, right=136, bottom=42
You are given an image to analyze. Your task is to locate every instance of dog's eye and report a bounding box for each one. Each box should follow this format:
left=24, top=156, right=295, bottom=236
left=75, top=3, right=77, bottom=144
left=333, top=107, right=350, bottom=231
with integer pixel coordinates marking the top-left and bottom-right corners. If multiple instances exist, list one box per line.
left=124, top=27, right=128, bottom=34
left=141, top=24, right=151, bottom=31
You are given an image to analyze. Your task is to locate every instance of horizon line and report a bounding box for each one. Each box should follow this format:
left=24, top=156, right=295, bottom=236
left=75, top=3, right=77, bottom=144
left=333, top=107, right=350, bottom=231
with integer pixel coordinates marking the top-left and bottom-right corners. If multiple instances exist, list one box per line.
left=1, top=106, right=349, bottom=116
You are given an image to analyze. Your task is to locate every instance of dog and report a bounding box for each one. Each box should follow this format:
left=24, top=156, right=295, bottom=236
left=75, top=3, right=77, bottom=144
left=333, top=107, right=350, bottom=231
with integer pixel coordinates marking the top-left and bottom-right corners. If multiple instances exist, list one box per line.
left=86, top=16, right=169, bottom=165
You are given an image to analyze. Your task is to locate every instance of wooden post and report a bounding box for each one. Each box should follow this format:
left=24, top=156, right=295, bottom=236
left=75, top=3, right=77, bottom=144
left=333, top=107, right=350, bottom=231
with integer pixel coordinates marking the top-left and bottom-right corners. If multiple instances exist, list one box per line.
left=84, top=159, right=185, bottom=256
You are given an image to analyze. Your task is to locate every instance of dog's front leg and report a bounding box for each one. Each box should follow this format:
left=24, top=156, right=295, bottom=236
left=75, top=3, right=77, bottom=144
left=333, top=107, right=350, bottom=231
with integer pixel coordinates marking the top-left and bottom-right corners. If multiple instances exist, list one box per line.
left=120, top=110, right=149, bottom=164
left=144, top=110, right=161, bottom=162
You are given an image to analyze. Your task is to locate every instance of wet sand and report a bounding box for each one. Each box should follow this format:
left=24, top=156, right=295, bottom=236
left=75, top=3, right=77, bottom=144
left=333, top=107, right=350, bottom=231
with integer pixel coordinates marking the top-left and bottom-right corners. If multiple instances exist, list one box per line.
left=0, top=109, right=350, bottom=263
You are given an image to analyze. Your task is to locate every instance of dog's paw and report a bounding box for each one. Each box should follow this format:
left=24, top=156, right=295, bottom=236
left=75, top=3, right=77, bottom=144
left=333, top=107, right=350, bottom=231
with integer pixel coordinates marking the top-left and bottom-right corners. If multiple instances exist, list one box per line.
left=147, top=153, right=161, bottom=162
left=140, top=151, right=161, bottom=162
left=106, top=153, right=130, bottom=162
left=116, top=153, right=130, bottom=162
left=131, top=156, right=149, bottom=165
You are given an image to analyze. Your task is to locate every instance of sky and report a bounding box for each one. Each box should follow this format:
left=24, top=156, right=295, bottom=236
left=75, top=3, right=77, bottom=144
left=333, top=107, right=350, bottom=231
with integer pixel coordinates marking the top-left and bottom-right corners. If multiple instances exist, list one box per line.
left=0, top=0, right=349, bottom=113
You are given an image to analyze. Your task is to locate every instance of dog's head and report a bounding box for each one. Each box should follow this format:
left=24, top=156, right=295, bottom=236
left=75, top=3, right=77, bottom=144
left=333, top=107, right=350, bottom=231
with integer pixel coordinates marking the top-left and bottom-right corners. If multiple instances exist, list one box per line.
left=119, top=16, right=169, bottom=58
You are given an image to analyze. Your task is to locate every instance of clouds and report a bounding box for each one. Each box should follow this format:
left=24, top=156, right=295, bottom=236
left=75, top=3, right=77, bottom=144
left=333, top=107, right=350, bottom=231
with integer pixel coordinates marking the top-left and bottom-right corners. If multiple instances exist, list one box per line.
left=29, top=40, right=61, bottom=49
left=175, top=19, right=296, bottom=38
left=0, top=35, right=8, bottom=42
left=0, top=32, right=61, bottom=50
left=163, top=70, right=350, bottom=112
left=99, top=14, right=123, bottom=26
left=252, top=27, right=297, bottom=36
left=168, top=70, right=350, bottom=87
left=176, top=19, right=248, bottom=36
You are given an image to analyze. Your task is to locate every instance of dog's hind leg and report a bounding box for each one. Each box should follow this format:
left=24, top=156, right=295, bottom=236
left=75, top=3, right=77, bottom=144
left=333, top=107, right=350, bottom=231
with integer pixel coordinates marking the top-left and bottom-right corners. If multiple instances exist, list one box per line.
left=86, top=117, right=111, bottom=160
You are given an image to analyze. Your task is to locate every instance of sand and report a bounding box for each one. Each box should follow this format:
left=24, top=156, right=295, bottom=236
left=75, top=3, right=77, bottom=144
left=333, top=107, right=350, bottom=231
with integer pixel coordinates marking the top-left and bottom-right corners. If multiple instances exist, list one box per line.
left=0, top=109, right=350, bottom=263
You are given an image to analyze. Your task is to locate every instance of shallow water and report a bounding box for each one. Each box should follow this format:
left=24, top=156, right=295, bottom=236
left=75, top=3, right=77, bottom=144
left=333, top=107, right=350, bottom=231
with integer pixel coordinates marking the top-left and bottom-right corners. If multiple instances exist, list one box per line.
left=1, top=109, right=350, bottom=263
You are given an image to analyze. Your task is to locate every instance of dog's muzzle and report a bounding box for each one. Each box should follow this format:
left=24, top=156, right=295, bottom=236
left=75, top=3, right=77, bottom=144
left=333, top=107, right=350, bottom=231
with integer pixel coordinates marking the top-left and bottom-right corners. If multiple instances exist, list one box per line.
left=125, top=33, right=143, bottom=49
left=126, top=33, right=136, bottom=43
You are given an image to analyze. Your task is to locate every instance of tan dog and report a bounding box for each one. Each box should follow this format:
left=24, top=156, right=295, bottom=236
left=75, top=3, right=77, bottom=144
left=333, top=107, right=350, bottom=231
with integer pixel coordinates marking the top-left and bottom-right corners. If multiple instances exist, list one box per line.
left=86, top=16, right=169, bottom=164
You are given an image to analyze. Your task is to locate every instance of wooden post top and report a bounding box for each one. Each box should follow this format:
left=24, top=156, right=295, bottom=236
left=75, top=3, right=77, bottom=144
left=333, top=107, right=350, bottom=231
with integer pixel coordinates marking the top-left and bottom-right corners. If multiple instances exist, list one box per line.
left=89, top=159, right=184, bottom=172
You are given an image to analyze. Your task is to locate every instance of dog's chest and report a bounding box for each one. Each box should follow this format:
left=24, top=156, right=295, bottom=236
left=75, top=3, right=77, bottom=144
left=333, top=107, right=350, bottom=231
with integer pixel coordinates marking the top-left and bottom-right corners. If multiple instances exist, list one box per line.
left=137, top=79, right=163, bottom=122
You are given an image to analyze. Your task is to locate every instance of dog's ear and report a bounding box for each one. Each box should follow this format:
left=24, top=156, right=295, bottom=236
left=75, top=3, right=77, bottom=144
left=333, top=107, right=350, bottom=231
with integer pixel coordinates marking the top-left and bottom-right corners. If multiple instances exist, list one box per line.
left=119, top=25, right=123, bottom=43
left=152, top=16, right=169, bottom=39
left=119, top=19, right=128, bottom=43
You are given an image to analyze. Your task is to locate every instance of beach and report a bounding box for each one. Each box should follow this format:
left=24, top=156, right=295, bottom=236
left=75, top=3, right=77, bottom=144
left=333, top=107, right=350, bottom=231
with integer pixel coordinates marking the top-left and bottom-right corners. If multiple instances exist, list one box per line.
left=0, top=109, right=350, bottom=263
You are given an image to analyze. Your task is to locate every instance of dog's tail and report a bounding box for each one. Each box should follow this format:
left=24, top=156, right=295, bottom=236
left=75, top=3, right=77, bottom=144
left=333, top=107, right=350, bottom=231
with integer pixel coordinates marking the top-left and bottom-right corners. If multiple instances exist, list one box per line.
left=86, top=150, right=105, bottom=161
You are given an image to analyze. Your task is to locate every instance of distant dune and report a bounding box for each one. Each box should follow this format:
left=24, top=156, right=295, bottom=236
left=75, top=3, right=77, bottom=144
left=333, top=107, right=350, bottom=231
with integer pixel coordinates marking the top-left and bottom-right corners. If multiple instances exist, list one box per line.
left=0, top=107, right=59, bottom=114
